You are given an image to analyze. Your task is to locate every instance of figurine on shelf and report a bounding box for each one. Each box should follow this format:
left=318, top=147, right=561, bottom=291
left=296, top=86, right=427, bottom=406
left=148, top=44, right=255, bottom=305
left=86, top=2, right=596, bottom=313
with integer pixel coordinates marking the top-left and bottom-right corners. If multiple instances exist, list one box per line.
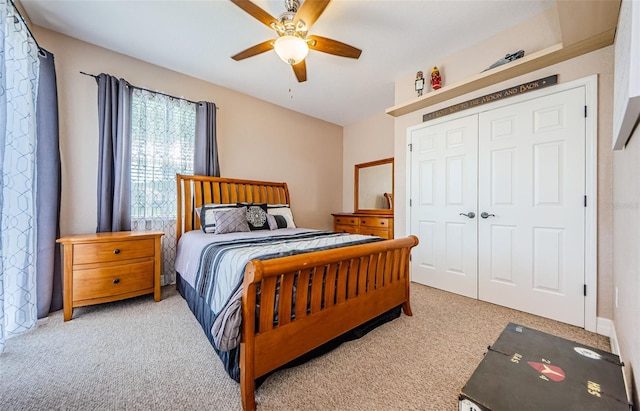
left=430, top=66, right=442, bottom=90
left=415, top=71, right=425, bottom=97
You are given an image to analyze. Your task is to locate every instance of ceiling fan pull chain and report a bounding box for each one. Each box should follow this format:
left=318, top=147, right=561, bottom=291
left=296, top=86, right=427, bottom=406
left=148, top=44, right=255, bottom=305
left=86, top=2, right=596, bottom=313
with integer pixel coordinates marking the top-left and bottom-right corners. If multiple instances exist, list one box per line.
left=288, top=68, right=294, bottom=100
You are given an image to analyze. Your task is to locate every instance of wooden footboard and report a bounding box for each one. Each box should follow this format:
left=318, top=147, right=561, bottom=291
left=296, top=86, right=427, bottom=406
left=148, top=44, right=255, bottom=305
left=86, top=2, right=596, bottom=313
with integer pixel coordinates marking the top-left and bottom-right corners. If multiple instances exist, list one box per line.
left=240, top=235, right=418, bottom=411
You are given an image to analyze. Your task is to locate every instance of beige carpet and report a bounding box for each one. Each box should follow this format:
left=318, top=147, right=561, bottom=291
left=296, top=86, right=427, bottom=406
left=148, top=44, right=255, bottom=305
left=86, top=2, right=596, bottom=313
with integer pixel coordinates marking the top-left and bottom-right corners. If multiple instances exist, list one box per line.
left=0, top=284, right=609, bottom=410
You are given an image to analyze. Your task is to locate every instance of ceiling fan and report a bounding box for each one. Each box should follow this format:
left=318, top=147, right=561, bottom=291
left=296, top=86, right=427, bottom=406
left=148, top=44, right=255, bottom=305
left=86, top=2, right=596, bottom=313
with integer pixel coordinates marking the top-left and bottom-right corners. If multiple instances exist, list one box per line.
left=230, top=0, right=362, bottom=83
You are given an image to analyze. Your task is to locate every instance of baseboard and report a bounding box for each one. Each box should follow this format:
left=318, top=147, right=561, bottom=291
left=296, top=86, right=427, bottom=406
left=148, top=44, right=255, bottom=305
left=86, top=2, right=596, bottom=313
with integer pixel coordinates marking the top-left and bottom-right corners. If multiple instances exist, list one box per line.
left=596, top=316, right=612, bottom=338
left=608, top=321, right=622, bottom=356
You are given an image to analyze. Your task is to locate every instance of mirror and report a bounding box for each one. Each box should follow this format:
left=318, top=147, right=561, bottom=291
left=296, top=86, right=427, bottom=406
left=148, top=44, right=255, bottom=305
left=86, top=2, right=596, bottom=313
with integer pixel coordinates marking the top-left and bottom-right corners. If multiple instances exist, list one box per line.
left=355, top=157, right=393, bottom=214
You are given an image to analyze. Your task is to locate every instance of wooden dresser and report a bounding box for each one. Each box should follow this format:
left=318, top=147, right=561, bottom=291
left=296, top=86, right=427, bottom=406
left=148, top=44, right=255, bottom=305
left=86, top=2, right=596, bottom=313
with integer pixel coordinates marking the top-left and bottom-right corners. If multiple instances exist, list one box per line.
left=57, top=231, right=164, bottom=321
left=332, top=212, right=394, bottom=239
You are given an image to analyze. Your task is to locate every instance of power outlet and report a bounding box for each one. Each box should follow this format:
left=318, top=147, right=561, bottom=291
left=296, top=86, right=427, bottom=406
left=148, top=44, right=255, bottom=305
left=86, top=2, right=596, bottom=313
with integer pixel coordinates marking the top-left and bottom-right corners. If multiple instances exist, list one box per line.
left=615, top=287, right=619, bottom=308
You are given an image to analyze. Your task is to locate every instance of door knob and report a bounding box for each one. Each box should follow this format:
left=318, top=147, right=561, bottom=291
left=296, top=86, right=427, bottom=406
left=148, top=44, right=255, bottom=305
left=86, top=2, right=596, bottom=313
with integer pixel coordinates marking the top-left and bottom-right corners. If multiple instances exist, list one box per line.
left=459, top=212, right=475, bottom=219
left=481, top=212, right=496, bottom=219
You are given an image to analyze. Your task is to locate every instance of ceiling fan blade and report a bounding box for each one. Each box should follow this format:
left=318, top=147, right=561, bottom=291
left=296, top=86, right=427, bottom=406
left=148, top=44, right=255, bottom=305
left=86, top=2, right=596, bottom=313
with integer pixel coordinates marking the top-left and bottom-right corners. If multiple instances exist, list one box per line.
left=231, top=40, right=274, bottom=61
left=292, top=60, right=307, bottom=83
left=294, top=0, right=331, bottom=31
left=230, top=0, right=280, bottom=30
left=307, top=35, right=362, bottom=59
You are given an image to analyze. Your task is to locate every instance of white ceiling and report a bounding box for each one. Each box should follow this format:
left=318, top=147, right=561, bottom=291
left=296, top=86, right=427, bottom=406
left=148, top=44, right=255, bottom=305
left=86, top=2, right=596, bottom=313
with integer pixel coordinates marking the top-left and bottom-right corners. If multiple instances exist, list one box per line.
left=21, top=0, right=555, bottom=126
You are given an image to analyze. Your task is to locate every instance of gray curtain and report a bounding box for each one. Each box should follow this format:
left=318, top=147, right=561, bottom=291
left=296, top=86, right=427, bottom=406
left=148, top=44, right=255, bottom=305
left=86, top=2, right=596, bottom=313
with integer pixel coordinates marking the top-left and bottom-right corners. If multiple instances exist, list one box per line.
left=35, top=49, right=62, bottom=317
left=194, top=102, right=220, bottom=176
left=96, top=74, right=132, bottom=232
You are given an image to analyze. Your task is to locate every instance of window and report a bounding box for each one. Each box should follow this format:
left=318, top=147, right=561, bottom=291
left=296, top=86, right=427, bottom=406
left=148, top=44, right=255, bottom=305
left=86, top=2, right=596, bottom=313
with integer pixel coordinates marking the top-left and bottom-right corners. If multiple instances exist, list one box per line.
left=130, top=88, right=196, bottom=284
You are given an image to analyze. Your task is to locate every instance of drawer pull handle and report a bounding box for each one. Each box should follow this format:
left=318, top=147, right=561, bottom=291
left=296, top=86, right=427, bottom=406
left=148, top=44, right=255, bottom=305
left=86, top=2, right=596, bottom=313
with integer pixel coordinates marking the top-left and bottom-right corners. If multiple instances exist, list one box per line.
left=380, top=222, right=384, bottom=225
left=113, top=249, right=120, bottom=254
left=361, top=220, right=366, bottom=224
left=113, top=278, right=120, bottom=284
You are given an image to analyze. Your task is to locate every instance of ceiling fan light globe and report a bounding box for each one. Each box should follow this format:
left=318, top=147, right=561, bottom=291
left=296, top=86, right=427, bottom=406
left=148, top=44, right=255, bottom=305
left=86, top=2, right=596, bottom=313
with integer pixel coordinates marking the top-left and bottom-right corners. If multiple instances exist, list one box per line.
left=274, top=35, right=309, bottom=65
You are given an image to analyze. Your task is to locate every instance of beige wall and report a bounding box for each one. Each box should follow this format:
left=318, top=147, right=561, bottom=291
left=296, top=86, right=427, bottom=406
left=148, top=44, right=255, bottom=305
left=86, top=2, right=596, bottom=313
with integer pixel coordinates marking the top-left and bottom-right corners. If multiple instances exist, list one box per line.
left=33, top=27, right=343, bottom=235
left=342, top=112, right=394, bottom=212
left=612, top=129, right=640, bottom=403
left=390, top=9, right=614, bottom=321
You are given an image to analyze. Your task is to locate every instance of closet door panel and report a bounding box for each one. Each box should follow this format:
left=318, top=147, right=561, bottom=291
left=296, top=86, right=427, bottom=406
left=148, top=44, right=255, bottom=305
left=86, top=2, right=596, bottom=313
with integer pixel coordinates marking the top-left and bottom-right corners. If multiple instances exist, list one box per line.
left=477, top=87, right=586, bottom=327
left=410, top=115, right=478, bottom=298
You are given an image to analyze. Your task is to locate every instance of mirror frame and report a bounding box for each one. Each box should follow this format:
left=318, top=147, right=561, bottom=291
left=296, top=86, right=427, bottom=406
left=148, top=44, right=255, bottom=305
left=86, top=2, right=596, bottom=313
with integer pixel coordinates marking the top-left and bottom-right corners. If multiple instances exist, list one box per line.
left=354, top=157, right=394, bottom=215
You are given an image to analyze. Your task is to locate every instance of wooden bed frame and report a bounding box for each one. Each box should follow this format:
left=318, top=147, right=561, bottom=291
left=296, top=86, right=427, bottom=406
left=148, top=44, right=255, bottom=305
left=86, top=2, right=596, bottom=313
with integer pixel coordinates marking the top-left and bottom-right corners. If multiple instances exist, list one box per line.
left=176, top=174, right=418, bottom=411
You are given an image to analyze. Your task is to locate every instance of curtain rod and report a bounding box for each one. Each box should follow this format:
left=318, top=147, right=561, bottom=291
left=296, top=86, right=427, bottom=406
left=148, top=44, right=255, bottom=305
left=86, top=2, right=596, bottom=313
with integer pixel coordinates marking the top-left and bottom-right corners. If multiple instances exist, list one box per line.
left=80, top=71, right=219, bottom=108
left=9, top=0, right=46, bottom=57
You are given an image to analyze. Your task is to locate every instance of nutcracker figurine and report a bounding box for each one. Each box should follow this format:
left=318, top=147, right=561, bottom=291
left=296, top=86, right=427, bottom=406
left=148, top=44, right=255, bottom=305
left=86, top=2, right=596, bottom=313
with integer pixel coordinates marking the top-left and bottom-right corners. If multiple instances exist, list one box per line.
left=415, top=71, right=425, bottom=97
left=430, top=66, right=442, bottom=90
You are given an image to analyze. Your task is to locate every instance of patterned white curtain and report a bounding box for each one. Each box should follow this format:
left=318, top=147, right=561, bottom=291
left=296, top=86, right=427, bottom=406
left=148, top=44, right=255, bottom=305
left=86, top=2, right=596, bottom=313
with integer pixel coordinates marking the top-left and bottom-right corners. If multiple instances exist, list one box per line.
left=130, top=89, right=195, bottom=285
left=0, top=2, right=41, bottom=352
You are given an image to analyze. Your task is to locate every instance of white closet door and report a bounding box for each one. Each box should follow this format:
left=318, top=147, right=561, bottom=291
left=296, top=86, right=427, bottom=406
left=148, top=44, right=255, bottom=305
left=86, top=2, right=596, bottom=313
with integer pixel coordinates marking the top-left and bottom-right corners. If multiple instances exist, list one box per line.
left=477, top=87, right=586, bottom=327
left=410, top=115, right=478, bottom=298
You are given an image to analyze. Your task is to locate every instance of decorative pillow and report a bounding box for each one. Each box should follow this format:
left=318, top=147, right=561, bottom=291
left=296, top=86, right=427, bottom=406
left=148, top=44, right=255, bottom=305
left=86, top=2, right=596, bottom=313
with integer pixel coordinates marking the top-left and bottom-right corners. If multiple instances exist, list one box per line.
left=266, top=214, right=278, bottom=230
left=237, top=203, right=270, bottom=230
left=266, top=214, right=288, bottom=230
left=267, top=206, right=296, bottom=228
left=213, top=207, right=250, bottom=234
left=200, top=204, right=237, bottom=233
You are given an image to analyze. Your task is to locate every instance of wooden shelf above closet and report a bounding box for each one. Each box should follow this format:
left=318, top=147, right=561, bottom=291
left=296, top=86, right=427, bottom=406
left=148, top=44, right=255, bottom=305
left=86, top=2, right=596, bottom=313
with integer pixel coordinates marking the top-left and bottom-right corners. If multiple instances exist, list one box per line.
left=386, top=0, right=621, bottom=118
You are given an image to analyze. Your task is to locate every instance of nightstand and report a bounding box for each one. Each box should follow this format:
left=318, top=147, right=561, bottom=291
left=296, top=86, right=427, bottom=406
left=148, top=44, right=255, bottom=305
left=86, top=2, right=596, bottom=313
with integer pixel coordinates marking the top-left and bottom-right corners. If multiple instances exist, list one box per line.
left=57, top=231, right=164, bottom=321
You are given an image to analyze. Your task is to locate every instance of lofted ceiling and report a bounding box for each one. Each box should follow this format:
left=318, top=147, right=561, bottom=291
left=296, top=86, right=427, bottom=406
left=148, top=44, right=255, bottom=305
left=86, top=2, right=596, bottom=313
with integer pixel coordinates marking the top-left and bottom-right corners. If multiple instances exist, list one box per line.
left=20, top=0, right=555, bottom=126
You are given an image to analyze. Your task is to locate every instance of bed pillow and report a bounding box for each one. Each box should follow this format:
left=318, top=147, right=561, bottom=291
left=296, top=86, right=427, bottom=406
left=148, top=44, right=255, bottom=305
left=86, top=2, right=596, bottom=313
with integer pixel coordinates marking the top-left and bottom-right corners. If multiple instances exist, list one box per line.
left=199, top=204, right=237, bottom=233
left=266, top=214, right=288, bottom=230
left=267, top=205, right=296, bottom=228
left=237, top=202, right=270, bottom=230
left=213, top=207, right=250, bottom=234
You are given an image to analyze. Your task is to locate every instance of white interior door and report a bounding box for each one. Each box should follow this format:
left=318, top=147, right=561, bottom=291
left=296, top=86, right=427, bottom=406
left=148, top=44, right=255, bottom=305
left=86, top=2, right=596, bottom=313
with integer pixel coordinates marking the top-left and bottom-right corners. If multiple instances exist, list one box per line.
left=410, top=115, right=478, bottom=298
left=477, top=87, right=586, bottom=327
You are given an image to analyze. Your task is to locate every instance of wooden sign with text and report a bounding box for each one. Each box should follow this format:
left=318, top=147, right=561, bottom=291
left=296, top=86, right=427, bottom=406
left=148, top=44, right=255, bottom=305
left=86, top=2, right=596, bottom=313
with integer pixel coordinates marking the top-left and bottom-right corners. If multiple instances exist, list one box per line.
left=423, top=75, right=558, bottom=122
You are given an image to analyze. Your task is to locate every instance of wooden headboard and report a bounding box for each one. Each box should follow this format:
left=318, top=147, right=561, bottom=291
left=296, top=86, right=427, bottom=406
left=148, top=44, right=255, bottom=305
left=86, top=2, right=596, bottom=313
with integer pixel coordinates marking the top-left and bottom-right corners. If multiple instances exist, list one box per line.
left=176, top=174, right=290, bottom=242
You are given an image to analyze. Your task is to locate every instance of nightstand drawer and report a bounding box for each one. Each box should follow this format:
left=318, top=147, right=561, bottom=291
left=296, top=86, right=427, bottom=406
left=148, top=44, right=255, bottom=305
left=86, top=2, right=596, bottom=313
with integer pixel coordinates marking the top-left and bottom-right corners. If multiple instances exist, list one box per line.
left=73, top=239, right=155, bottom=265
left=72, top=261, right=155, bottom=301
left=359, top=217, right=390, bottom=228
left=334, top=216, right=359, bottom=226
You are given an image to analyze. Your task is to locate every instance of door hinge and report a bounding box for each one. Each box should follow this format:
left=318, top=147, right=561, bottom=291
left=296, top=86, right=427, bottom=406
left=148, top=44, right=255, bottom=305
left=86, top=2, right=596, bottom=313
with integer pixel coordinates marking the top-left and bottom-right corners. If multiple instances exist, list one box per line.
left=584, top=106, right=587, bottom=118
left=584, top=284, right=587, bottom=296
left=410, top=255, right=412, bottom=262
left=584, top=195, right=587, bottom=207
left=409, top=143, right=413, bottom=152
left=409, top=199, right=413, bottom=207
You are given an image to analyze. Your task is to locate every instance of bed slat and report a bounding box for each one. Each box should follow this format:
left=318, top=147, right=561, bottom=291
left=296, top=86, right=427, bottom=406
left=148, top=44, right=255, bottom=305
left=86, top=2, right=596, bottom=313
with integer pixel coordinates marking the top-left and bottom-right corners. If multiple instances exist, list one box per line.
left=336, top=260, right=349, bottom=303
left=295, top=269, right=311, bottom=320
left=259, top=276, right=277, bottom=332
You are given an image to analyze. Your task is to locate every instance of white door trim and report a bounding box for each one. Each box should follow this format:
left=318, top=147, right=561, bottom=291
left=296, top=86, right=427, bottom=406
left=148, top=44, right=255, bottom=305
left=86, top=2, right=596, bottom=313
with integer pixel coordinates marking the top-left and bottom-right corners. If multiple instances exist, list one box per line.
left=406, top=75, right=598, bottom=332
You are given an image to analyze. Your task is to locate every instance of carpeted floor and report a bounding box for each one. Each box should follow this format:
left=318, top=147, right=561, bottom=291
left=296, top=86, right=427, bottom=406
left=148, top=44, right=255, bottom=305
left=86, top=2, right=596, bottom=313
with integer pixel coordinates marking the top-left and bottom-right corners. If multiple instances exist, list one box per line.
left=0, top=284, right=609, bottom=410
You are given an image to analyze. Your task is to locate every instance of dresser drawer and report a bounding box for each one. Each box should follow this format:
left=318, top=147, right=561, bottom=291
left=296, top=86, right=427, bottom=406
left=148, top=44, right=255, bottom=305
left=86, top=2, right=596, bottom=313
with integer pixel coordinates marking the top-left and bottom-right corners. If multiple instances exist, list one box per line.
left=334, top=216, right=359, bottom=226
left=359, top=217, right=390, bottom=228
left=73, top=239, right=155, bottom=265
left=335, top=224, right=359, bottom=234
left=359, top=228, right=392, bottom=239
left=72, top=260, right=155, bottom=302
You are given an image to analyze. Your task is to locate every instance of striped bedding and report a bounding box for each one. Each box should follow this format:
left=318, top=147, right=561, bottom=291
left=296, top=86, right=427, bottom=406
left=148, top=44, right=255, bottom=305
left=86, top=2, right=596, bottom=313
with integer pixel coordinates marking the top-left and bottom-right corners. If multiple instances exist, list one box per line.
left=176, top=229, right=382, bottom=351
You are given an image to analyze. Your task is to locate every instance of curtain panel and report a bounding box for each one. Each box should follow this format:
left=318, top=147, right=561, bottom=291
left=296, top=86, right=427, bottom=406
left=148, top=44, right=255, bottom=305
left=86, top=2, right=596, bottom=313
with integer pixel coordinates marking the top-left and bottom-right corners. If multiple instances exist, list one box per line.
left=194, top=102, right=220, bottom=177
left=96, top=74, right=132, bottom=233
left=0, top=3, right=40, bottom=352
left=36, top=49, right=62, bottom=318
